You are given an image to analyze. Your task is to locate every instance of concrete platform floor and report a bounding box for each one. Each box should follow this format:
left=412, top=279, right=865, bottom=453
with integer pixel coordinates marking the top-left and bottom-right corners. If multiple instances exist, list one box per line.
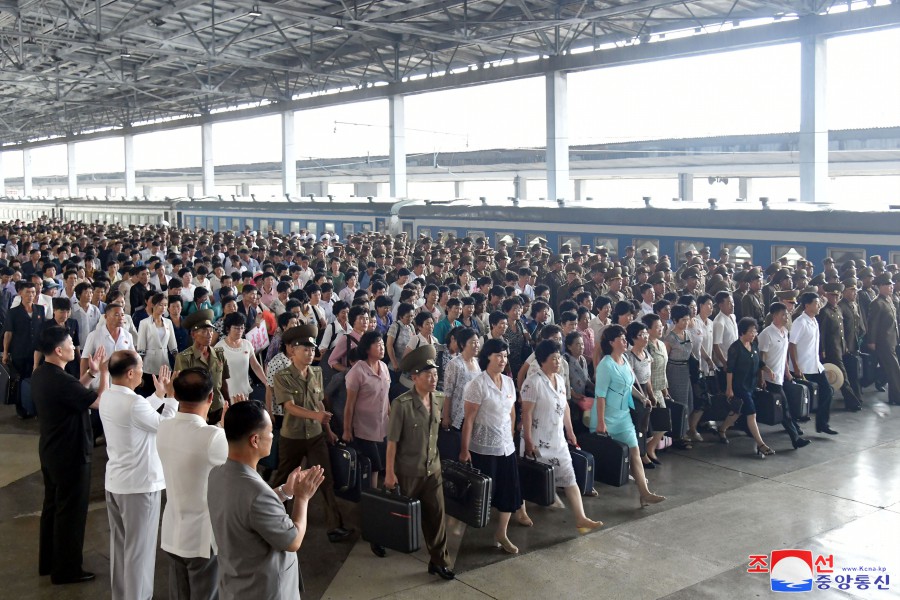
left=2, top=390, right=899, bottom=599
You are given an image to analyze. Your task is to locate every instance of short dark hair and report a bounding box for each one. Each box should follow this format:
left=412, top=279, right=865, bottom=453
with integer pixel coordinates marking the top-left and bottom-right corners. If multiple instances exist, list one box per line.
left=356, top=330, right=384, bottom=361
left=37, top=326, right=70, bottom=355
left=52, top=297, right=71, bottom=311
left=479, top=337, right=510, bottom=371
left=534, top=340, right=562, bottom=365
left=768, top=301, right=787, bottom=316
left=600, top=324, right=627, bottom=356
left=737, top=317, right=758, bottom=336
left=564, top=331, right=583, bottom=351
left=223, top=400, right=268, bottom=442
left=454, top=327, right=478, bottom=349
left=800, top=292, right=819, bottom=308
left=108, top=350, right=141, bottom=378
left=715, top=291, right=732, bottom=306
left=224, top=312, right=248, bottom=330
left=625, top=321, right=648, bottom=344
left=671, top=304, right=690, bottom=322
left=348, top=305, right=368, bottom=327
left=397, top=302, right=415, bottom=319
left=414, top=311, right=434, bottom=328
left=489, top=310, right=507, bottom=327
left=173, top=368, right=214, bottom=403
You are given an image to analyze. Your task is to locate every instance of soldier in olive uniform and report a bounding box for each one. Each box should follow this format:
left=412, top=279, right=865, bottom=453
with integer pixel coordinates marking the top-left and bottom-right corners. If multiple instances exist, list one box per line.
left=272, top=324, right=351, bottom=543
left=818, top=283, right=862, bottom=411
left=541, top=255, right=568, bottom=313
left=604, top=268, right=627, bottom=304
left=839, top=278, right=866, bottom=401
left=732, top=271, right=748, bottom=322
left=174, top=309, right=230, bottom=425
left=741, top=270, right=766, bottom=331
left=491, top=253, right=511, bottom=287
left=583, top=263, right=607, bottom=301
left=767, top=289, right=799, bottom=330
left=384, top=345, right=455, bottom=580
left=866, top=274, right=900, bottom=405
left=678, top=267, right=702, bottom=299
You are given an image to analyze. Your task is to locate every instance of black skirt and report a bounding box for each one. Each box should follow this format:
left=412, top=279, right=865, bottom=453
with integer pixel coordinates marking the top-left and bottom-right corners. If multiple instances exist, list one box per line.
left=470, top=451, right=523, bottom=513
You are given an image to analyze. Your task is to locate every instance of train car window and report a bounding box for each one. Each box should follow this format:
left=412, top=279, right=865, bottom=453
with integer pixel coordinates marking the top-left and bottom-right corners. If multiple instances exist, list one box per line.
left=402, top=221, right=414, bottom=239
left=307, top=221, right=317, bottom=236
left=772, top=245, right=806, bottom=266
left=495, top=232, right=514, bottom=247
left=259, top=219, right=269, bottom=233
left=324, top=222, right=335, bottom=235
left=418, top=228, right=431, bottom=240
left=439, top=229, right=457, bottom=240
left=245, top=218, right=254, bottom=230
left=219, top=217, right=227, bottom=231
left=342, top=223, right=354, bottom=239
left=559, top=235, right=581, bottom=252
left=593, top=237, right=618, bottom=257
left=632, top=238, right=657, bottom=259
left=723, top=243, right=753, bottom=264
left=231, top=218, right=240, bottom=230
left=290, top=221, right=300, bottom=234
left=467, top=230, right=486, bottom=241
left=184, top=216, right=193, bottom=229
left=676, top=241, right=705, bottom=265
left=828, top=247, right=866, bottom=264
left=274, top=220, right=285, bottom=234
left=375, top=218, right=386, bottom=232
left=361, top=222, right=372, bottom=232
left=525, top=233, right=543, bottom=247
left=891, top=252, right=900, bottom=266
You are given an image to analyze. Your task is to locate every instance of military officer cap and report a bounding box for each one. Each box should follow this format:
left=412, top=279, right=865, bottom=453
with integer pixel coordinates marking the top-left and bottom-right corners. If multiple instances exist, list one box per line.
left=733, top=271, right=746, bottom=283
left=283, top=324, right=318, bottom=347
left=774, top=268, right=792, bottom=282
left=793, top=269, right=808, bottom=280
left=635, top=265, right=650, bottom=275
left=810, top=274, right=827, bottom=286
left=565, top=263, right=583, bottom=275
left=824, top=267, right=839, bottom=279
left=822, top=257, right=834, bottom=265
left=870, top=255, right=883, bottom=264
left=681, top=267, right=700, bottom=281
left=842, top=278, right=858, bottom=289
left=841, top=260, right=856, bottom=272
left=889, top=264, right=900, bottom=273
left=765, top=262, right=781, bottom=277
left=874, top=273, right=893, bottom=286
left=648, top=272, right=665, bottom=285
left=590, top=262, right=605, bottom=274
left=746, top=269, right=763, bottom=280
left=893, top=272, right=900, bottom=283
left=399, top=344, right=438, bottom=374
left=549, top=254, right=564, bottom=265
left=607, top=267, right=623, bottom=280
left=775, top=289, right=799, bottom=301
left=823, top=283, right=844, bottom=294
left=183, top=309, right=215, bottom=331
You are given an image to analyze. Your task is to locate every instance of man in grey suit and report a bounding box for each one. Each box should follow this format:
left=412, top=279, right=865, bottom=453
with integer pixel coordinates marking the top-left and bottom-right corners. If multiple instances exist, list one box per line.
left=208, top=400, right=324, bottom=600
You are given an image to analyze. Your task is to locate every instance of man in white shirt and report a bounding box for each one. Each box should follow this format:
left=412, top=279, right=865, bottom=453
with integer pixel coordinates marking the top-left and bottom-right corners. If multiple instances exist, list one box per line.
left=99, top=351, right=177, bottom=600
left=758, top=302, right=809, bottom=449
left=157, top=368, right=228, bottom=600
left=81, top=304, right=134, bottom=389
left=712, top=291, right=738, bottom=388
left=789, top=291, right=836, bottom=435
left=71, top=282, right=101, bottom=347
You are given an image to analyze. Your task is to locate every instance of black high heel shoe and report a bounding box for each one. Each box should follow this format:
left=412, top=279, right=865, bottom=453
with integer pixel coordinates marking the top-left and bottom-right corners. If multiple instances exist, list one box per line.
left=717, top=429, right=729, bottom=444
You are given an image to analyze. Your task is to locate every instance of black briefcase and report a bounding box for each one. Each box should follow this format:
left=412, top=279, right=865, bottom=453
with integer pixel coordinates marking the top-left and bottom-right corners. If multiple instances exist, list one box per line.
left=754, top=388, right=784, bottom=426
left=669, top=401, right=687, bottom=438
left=702, top=394, right=740, bottom=422
left=577, top=432, right=630, bottom=487
left=517, top=455, right=555, bottom=506
left=360, top=487, right=421, bottom=553
left=569, top=446, right=595, bottom=496
left=329, top=443, right=357, bottom=493
left=441, top=460, right=492, bottom=528
left=437, top=427, right=461, bottom=462
left=783, top=381, right=810, bottom=419
left=336, top=455, right=371, bottom=503
left=649, top=406, right=672, bottom=432
left=796, top=378, right=819, bottom=412
left=0, top=363, right=10, bottom=405
left=860, top=352, right=877, bottom=388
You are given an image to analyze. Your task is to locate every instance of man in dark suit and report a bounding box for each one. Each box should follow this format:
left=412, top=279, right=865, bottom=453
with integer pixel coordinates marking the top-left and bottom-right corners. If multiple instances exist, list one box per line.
left=2, top=280, right=45, bottom=417
left=867, top=274, right=900, bottom=405
left=32, top=326, right=108, bottom=585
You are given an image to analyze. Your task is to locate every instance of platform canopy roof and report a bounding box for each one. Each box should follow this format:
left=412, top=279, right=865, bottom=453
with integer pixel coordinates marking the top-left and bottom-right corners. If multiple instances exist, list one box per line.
left=0, top=0, right=898, bottom=147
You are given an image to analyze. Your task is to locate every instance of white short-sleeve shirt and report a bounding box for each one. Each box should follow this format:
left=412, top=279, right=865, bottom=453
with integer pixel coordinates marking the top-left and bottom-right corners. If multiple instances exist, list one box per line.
left=712, top=311, right=738, bottom=358
left=789, top=313, right=824, bottom=375
left=463, top=371, right=516, bottom=456
left=757, top=324, right=789, bottom=384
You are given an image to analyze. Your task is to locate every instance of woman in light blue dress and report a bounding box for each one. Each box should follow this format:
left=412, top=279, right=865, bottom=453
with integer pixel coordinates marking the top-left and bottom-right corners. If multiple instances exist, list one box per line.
left=592, top=325, right=665, bottom=508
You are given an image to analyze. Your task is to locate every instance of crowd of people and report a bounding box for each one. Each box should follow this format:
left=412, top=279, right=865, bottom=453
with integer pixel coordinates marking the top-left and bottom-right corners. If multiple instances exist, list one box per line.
left=3, top=215, right=899, bottom=599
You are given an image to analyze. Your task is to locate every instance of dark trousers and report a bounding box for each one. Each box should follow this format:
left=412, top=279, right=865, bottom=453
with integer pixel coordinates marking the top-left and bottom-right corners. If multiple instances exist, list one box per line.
left=165, top=551, right=219, bottom=600
left=397, top=472, right=450, bottom=568
left=844, top=353, right=864, bottom=400
left=39, top=463, right=91, bottom=579
left=11, top=355, right=33, bottom=417
left=272, top=433, right=343, bottom=531
left=874, top=344, right=900, bottom=405
left=765, top=382, right=801, bottom=443
left=804, top=372, right=834, bottom=431
left=825, top=353, right=861, bottom=410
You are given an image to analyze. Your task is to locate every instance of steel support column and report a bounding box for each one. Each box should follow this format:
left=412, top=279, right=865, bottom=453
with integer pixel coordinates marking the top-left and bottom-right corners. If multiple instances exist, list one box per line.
left=281, top=110, right=297, bottom=197
left=678, top=173, right=694, bottom=202
left=22, top=149, right=32, bottom=197
left=389, top=95, right=407, bottom=198
left=67, top=142, right=77, bottom=198
left=546, top=71, right=569, bottom=202
left=124, top=134, right=136, bottom=199
left=201, top=122, right=214, bottom=196
left=800, top=35, right=828, bottom=203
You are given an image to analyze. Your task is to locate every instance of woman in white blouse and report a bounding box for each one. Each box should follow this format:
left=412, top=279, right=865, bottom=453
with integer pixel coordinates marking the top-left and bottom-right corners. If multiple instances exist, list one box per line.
left=460, top=338, right=528, bottom=555
left=521, top=340, right=603, bottom=534
left=136, top=292, right=177, bottom=376
left=407, top=311, right=439, bottom=354
left=215, top=312, right=267, bottom=402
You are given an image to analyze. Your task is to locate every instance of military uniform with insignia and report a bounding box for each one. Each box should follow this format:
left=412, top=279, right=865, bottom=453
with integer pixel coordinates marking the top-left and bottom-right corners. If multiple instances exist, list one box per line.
left=385, top=345, right=453, bottom=576
left=818, top=283, right=861, bottom=410
left=866, top=275, right=900, bottom=405
left=839, top=278, right=866, bottom=400
left=174, top=309, right=230, bottom=424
